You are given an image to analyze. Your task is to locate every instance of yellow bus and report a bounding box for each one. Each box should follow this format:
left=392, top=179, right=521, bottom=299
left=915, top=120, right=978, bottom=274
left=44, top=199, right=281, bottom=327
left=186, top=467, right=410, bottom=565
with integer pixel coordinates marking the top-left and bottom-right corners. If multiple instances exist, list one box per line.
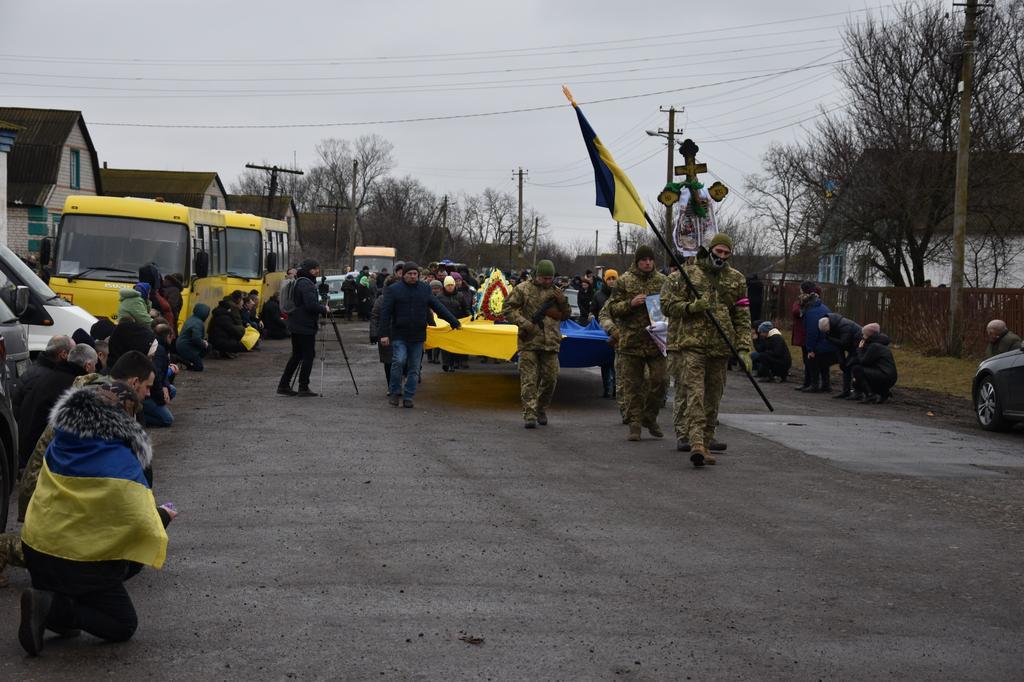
left=260, top=216, right=289, bottom=303
left=45, top=196, right=274, bottom=328
left=47, top=195, right=193, bottom=323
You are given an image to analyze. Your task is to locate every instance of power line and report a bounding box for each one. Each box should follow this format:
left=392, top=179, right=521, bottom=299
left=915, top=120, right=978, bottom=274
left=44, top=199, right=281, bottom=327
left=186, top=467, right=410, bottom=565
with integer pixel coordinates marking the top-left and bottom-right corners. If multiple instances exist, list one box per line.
left=0, top=6, right=903, bottom=67
left=88, top=59, right=849, bottom=129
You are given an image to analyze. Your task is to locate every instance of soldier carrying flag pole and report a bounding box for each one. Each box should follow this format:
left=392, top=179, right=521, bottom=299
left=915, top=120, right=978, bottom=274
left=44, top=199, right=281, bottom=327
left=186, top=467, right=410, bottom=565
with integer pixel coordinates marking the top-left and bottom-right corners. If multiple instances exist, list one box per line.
left=562, top=85, right=772, bottom=464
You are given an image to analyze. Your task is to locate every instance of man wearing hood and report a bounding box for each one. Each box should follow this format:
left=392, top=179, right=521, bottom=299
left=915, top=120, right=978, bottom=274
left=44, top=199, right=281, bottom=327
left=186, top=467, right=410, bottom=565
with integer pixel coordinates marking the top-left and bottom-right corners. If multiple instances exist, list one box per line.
left=277, top=258, right=326, bottom=397
left=117, top=285, right=154, bottom=325
left=661, top=233, right=751, bottom=467
left=607, top=246, right=668, bottom=442
left=177, top=303, right=210, bottom=371
left=503, top=259, right=570, bottom=427
left=852, top=323, right=897, bottom=403
left=208, top=294, right=246, bottom=358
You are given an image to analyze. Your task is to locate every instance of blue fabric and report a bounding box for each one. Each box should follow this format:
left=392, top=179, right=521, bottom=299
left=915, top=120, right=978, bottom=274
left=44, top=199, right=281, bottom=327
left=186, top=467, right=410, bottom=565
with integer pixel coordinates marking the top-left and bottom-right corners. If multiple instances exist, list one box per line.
left=558, top=318, right=615, bottom=368
left=803, top=299, right=837, bottom=353
left=45, top=431, right=149, bottom=487
left=143, top=399, right=174, bottom=427
left=389, top=340, right=424, bottom=400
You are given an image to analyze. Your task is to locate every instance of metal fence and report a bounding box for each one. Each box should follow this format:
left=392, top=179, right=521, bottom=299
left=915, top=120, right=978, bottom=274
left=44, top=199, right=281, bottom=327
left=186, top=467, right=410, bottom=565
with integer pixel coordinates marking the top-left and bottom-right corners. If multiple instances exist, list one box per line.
left=763, top=282, right=1024, bottom=357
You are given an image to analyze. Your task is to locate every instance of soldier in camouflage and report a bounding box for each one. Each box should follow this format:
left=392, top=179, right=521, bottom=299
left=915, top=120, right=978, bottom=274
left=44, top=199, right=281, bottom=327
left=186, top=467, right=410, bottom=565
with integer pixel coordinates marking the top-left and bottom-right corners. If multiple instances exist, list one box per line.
left=503, top=259, right=571, bottom=428
left=607, top=245, right=669, bottom=441
left=661, top=233, right=751, bottom=467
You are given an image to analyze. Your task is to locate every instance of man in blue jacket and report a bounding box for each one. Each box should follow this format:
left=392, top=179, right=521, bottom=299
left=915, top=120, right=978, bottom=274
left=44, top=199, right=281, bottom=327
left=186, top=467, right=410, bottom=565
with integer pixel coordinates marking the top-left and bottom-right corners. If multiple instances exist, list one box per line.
left=380, top=262, right=462, bottom=407
left=277, top=259, right=327, bottom=397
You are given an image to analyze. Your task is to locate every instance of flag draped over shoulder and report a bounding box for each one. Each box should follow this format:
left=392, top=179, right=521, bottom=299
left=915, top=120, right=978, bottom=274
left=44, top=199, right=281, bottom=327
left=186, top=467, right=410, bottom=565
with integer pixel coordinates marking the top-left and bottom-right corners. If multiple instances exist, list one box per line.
left=570, top=102, right=647, bottom=227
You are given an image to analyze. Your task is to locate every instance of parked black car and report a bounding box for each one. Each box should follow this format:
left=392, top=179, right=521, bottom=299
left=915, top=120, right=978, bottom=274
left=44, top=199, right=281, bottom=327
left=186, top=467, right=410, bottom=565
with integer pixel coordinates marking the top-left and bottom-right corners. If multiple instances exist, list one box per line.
left=973, top=348, right=1024, bottom=431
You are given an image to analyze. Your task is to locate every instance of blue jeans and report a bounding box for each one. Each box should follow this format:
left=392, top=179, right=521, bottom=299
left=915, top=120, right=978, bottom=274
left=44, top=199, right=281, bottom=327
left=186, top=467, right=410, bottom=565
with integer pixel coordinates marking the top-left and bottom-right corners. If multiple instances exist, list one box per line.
left=389, top=340, right=423, bottom=400
left=143, top=399, right=174, bottom=427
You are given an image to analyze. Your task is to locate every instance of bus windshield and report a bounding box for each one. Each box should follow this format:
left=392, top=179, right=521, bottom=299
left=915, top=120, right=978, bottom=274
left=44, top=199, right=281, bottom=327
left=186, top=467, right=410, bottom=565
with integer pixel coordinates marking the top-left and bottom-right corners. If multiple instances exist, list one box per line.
left=225, top=228, right=261, bottom=279
left=56, top=214, right=188, bottom=281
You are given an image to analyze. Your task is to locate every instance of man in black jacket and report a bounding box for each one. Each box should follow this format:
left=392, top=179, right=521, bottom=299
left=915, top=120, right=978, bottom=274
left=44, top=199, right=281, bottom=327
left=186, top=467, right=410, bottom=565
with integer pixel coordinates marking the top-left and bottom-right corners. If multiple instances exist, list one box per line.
left=852, top=323, right=898, bottom=404
left=12, top=335, right=73, bottom=417
left=751, top=321, right=792, bottom=382
left=17, top=343, right=95, bottom=467
left=277, top=259, right=327, bottom=397
left=819, top=312, right=863, bottom=399
left=380, top=262, right=462, bottom=407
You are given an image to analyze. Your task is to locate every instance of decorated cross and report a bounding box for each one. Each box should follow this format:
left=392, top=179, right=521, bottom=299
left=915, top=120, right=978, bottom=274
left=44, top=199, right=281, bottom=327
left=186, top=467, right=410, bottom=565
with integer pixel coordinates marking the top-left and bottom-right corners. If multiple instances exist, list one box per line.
left=674, top=139, right=707, bottom=182
left=657, top=138, right=728, bottom=208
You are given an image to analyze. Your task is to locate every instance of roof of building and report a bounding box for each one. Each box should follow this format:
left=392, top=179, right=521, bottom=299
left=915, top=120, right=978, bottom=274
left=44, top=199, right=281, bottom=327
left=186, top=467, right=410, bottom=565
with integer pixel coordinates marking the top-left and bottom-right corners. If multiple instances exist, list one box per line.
left=100, top=168, right=226, bottom=208
left=0, top=120, right=24, bottom=132
left=226, top=194, right=296, bottom=220
left=0, top=107, right=102, bottom=206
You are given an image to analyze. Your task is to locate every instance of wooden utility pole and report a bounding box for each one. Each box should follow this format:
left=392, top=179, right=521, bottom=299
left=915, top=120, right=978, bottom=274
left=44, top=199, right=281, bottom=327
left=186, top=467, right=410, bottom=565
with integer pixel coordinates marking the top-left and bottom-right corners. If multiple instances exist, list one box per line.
left=616, top=221, right=622, bottom=255
left=532, top=216, right=539, bottom=268
left=345, top=159, right=359, bottom=268
left=244, top=163, right=303, bottom=217
left=514, top=167, right=528, bottom=250
left=948, top=0, right=982, bottom=356
left=319, top=203, right=345, bottom=269
left=594, top=229, right=599, bottom=271
left=661, top=106, right=677, bottom=235
left=438, top=194, right=448, bottom=260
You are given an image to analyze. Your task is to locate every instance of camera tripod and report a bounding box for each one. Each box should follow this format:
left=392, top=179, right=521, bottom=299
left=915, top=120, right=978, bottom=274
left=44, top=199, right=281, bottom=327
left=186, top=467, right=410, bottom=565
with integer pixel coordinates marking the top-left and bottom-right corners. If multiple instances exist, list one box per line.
left=288, top=291, right=359, bottom=396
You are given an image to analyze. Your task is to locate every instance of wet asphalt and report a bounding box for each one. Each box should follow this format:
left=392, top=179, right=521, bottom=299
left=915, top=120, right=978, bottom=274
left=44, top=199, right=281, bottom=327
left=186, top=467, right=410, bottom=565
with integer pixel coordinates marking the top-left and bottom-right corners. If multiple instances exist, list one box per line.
left=2, top=319, right=1023, bottom=679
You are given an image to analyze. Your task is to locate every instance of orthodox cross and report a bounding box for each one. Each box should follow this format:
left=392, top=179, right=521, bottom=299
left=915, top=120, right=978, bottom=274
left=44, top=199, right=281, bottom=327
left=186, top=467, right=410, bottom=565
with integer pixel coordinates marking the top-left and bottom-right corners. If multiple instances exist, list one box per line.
left=674, top=139, right=707, bottom=183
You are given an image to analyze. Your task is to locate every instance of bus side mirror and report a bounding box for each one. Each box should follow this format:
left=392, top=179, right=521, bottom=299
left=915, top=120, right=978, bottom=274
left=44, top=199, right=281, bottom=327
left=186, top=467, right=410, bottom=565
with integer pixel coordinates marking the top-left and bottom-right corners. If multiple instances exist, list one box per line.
left=39, top=238, right=52, bottom=267
left=265, top=252, right=278, bottom=272
left=194, top=251, right=210, bottom=279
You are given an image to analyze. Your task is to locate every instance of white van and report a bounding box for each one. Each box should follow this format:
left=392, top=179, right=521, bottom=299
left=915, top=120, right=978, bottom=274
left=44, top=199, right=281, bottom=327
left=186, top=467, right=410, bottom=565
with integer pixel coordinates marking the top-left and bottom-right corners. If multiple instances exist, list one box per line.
left=0, top=246, right=97, bottom=353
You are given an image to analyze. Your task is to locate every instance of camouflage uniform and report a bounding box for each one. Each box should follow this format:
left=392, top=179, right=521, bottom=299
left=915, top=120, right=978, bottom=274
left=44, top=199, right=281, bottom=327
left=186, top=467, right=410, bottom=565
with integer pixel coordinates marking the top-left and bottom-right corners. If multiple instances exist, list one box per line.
left=503, top=280, right=571, bottom=421
left=597, top=302, right=627, bottom=420
left=607, top=265, right=668, bottom=434
left=661, top=255, right=750, bottom=452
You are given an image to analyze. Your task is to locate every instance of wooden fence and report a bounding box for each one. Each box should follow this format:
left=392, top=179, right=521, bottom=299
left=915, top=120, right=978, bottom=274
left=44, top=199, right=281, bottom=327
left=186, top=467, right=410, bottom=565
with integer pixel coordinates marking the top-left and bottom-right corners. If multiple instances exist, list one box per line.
left=762, top=282, right=1024, bottom=357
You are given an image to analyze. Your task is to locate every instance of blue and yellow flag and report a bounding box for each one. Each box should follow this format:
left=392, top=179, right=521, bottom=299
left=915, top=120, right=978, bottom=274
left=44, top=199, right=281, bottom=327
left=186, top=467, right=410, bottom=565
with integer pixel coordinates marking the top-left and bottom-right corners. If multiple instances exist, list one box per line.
left=564, top=86, right=647, bottom=227
left=22, top=430, right=168, bottom=569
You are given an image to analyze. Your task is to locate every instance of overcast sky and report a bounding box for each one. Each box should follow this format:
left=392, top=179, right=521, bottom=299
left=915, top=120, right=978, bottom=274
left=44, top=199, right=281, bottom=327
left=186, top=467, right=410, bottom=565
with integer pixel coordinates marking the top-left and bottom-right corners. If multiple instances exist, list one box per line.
left=1, top=0, right=915, bottom=249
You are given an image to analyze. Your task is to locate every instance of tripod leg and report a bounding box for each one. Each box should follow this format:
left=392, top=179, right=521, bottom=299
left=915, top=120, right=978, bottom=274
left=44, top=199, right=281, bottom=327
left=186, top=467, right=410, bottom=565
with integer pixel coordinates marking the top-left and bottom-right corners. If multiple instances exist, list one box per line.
left=319, top=322, right=327, bottom=397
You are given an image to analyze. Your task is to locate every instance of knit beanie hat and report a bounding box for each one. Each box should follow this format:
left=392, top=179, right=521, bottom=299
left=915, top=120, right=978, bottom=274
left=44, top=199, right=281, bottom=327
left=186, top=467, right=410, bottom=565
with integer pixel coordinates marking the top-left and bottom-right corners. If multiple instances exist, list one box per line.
left=535, top=260, right=555, bottom=277
left=635, top=245, right=656, bottom=263
left=757, top=321, right=774, bottom=334
left=403, top=261, right=420, bottom=273
left=708, top=233, right=733, bottom=251
left=800, top=280, right=816, bottom=294
left=451, top=271, right=462, bottom=281
left=603, top=268, right=619, bottom=281
left=443, top=275, right=456, bottom=288
left=430, top=279, right=443, bottom=289
left=299, top=258, right=319, bottom=272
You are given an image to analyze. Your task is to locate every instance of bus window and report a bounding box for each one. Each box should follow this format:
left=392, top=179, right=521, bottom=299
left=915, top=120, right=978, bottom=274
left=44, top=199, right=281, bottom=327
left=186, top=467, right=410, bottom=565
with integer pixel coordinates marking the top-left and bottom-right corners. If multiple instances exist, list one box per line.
left=225, top=229, right=261, bottom=279
left=55, top=214, right=188, bottom=281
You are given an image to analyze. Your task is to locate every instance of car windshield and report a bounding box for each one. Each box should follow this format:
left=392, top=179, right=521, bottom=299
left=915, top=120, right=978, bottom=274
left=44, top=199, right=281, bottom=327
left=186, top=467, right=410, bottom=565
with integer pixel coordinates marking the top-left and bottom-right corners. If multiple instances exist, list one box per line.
left=56, top=214, right=188, bottom=281
left=328, top=280, right=344, bottom=293
left=0, top=244, right=64, bottom=305
left=224, top=228, right=261, bottom=279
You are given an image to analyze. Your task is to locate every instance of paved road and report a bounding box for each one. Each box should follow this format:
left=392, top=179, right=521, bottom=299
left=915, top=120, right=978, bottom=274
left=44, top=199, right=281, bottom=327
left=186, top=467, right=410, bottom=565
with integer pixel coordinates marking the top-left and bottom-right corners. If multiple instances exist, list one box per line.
left=3, top=321, right=1023, bottom=679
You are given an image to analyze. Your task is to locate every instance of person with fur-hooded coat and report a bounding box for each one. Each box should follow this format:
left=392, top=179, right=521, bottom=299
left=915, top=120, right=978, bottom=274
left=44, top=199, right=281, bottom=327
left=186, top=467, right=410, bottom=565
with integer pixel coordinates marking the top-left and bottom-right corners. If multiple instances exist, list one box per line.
left=18, top=374, right=174, bottom=655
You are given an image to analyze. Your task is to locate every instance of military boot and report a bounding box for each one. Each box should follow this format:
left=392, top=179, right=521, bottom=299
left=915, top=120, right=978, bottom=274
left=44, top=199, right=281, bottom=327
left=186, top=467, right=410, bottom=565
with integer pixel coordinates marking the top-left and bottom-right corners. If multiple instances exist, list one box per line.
left=709, top=441, right=727, bottom=451
left=643, top=420, right=664, bottom=438
left=677, top=439, right=690, bottom=452
left=537, top=412, right=548, bottom=426
left=690, top=444, right=708, bottom=467
left=627, top=423, right=642, bottom=441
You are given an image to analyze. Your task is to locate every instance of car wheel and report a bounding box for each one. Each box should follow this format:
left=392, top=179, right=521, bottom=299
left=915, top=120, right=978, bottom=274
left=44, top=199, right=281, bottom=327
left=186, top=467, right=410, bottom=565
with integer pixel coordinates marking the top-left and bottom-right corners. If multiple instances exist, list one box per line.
left=975, top=375, right=1008, bottom=432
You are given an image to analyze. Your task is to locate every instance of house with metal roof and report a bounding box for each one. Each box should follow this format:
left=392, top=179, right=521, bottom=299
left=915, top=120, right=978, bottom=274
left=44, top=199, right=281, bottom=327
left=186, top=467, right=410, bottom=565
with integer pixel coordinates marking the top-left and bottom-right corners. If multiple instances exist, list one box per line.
left=0, top=107, right=102, bottom=256
left=0, top=120, right=22, bottom=248
left=100, top=167, right=227, bottom=209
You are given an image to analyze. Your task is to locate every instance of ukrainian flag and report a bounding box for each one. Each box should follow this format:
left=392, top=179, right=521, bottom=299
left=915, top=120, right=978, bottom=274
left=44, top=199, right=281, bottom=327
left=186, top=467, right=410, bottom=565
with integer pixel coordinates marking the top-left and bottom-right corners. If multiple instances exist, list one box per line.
left=568, top=96, right=647, bottom=227
left=22, top=432, right=168, bottom=569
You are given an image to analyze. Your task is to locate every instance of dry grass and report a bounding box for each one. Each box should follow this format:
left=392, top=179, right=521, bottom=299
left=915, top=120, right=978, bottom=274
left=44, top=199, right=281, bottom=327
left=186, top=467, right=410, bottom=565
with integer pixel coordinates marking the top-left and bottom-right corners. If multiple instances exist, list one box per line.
left=786, top=344, right=977, bottom=400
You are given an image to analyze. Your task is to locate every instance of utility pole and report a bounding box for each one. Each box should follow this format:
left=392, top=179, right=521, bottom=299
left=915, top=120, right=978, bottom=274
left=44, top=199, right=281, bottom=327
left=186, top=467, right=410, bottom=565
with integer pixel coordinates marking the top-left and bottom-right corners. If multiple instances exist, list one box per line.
left=244, top=163, right=304, bottom=217
left=616, top=221, right=622, bottom=255
left=662, top=106, right=677, bottom=235
left=594, top=229, right=599, bottom=272
left=438, top=194, right=448, bottom=261
left=948, top=0, right=983, bottom=356
left=345, top=159, right=359, bottom=269
left=319, top=203, right=345, bottom=269
left=532, top=216, right=539, bottom=268
left=514, top=167, right=527, bottom=250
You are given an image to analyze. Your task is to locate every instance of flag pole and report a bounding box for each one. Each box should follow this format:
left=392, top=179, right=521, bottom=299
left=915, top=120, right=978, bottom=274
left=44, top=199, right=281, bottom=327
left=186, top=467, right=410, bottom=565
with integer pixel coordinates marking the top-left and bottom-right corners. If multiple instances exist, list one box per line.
left=641, top=210, right=774, bottom=413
